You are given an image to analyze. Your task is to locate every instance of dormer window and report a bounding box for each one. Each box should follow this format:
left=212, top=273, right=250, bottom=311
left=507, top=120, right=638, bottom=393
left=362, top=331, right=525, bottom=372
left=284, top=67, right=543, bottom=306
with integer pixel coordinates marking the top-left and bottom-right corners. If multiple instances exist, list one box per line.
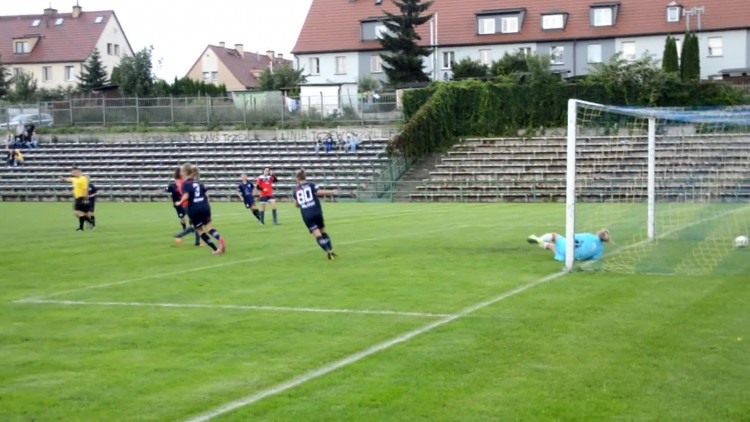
left=666, top=2, right=682, bottom=22
left=55, top=18, right=64, bottom=25
left=476, top=8, right=526, bottom=35
left=541, top=13, right=568, bottom=30
left=590, top=2, right=620, bottom=27
left=14, top=41, right=30, bottom=54
left=361, top=18, right=389, bottom=41
left=31, top=19, right=41, bottom=27
left=94, top=16, right=104, bottom=24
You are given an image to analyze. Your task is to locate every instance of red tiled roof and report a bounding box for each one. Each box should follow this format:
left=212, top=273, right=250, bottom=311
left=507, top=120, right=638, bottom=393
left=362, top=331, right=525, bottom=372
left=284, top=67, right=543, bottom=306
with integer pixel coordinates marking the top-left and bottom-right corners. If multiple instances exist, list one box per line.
left=207, top=45, right=292, bottom=89
left=0, top=10, right=121, bottom=64
left=292, top=0, right=750, bottom=54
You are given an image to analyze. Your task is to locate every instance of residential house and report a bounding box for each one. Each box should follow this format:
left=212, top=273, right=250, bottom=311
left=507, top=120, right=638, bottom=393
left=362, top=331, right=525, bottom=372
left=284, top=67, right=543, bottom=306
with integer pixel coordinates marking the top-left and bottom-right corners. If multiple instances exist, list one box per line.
left=0, top=4, right=134, bottom=89
left=185, top=43, right=292, bottom=91
left=292, top=0, right=750, bottom=84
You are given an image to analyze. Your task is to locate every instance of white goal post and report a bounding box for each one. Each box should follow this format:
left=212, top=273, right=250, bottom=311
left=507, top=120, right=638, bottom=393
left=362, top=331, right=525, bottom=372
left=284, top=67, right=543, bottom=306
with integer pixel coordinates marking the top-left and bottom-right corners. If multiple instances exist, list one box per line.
left=565, top=99, right=750, bottom=275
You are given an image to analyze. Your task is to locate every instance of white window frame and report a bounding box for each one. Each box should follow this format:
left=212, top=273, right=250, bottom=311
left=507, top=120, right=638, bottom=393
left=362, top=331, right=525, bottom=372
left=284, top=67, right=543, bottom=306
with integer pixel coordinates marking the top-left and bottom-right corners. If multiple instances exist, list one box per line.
left=666, top=6, right=681, bottom=23
left=65, top=66, right=75, bottom=82
left=587, top=44, right=602, bottom=64
left=13, top=68, right=22, bottom=77
left=42, top=66, right=52, bottom=82
left=375, top=24, right=387, bottom=40
left=335, top=56, right=347, bottom=75
left=550, top=46, right=565, bottom=65
left=542, top=14, right=565, bottom=30
left=309, top=57, right=320, bottom=75
left=55, top=17, right=64, bottom=26
left=592, top=7, right=613, bottom=27
left=478, top=17, right=496, bottom=35
left=479, top=49, right=492, bottom=65
left=211, top=71, right=218, bottom=82
left=370, top=55, right=383, bottom=73
left=442, top=51, right=455, bottom=69
left=107, top=43, right=113, bottom=55
left=94, top=16, right=104, bottom=24
left=621, top=41, right=636, bottom=61
left=31, top=19, right=41, bottom=27
left=518, top=47, right=532, bottom=56
left=708, top=37, right=723, bottom=57
left=500, top=16, right=519, bottom=34
left=115, top=45, right=120, bottom=56
left=14, top=41, right=30, bottom=54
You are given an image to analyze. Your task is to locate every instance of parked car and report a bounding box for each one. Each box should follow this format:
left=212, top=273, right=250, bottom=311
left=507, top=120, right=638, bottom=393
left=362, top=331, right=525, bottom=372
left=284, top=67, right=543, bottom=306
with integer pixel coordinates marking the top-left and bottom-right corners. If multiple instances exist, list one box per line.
left=0, top=113, right=54, bottom=129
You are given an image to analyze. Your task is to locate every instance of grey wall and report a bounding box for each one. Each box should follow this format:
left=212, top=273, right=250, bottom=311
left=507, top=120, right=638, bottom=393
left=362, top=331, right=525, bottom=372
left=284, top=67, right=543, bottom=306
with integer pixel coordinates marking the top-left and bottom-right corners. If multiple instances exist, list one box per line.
left=537, top=41, right=575, bottom=73
left=358, top=51, right=388, bottom=83
left=573, top=39, right=616, bottom=76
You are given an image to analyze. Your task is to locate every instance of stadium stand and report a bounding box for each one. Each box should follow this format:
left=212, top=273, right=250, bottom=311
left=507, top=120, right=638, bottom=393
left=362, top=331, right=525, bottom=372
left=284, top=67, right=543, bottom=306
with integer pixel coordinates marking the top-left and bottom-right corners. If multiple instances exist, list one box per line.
left=0, top=137, right=391, bottom=201
left=411, top=135, right=750, bottom=202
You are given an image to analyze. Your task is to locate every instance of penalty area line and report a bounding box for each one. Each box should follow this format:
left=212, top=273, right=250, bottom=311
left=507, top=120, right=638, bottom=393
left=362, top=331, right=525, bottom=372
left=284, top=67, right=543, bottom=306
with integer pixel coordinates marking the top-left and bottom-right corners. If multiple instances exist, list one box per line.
left=14, top=299, right=455, bottom=319
left=183, top=270, right=566, bottom=422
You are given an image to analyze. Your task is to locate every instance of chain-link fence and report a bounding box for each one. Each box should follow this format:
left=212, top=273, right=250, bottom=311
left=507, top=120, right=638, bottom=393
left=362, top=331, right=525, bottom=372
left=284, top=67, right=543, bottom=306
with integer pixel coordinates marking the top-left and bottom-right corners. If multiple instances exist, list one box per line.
left=0, top=93, right=402, bottom=129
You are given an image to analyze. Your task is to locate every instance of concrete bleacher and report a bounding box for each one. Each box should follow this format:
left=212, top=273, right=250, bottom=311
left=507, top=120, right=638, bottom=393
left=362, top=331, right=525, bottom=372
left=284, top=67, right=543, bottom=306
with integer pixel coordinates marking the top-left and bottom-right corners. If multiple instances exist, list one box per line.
left=0, top=138, right=391, bottom=201
left=411, top=135, right=750, bottom=203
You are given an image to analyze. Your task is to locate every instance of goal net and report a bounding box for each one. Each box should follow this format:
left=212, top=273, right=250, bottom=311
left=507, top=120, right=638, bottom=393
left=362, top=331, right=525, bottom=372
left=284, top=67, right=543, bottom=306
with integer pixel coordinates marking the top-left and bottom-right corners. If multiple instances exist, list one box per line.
left=566, top=99, right=750, bottom=276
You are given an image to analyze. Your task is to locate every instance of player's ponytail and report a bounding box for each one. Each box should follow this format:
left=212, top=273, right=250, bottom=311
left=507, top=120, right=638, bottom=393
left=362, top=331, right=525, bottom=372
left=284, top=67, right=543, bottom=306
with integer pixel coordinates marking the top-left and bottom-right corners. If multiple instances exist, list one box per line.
left=599, top=228, right=612, bottom=243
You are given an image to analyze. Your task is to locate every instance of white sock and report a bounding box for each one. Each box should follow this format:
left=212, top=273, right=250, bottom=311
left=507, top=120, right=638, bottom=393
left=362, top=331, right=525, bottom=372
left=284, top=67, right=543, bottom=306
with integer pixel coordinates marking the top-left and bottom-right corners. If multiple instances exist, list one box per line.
left=541, top=241, right=553, bottom=250
left=540, top=233, right=553, bottom=243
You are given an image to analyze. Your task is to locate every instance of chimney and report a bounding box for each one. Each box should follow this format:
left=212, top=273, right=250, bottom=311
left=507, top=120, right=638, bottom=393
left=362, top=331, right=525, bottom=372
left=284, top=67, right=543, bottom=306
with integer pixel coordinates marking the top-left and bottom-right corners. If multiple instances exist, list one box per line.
left=276, top=53, right=284, bottom=59
left=72, top=3, right=82, bottom=18
left=266, top=50, right=275, bottom=61
left=234, top=43, right=244, bottom=57
left=44, top=7, right=58, bottom=16
left=219, top=41, right=225, bottom=49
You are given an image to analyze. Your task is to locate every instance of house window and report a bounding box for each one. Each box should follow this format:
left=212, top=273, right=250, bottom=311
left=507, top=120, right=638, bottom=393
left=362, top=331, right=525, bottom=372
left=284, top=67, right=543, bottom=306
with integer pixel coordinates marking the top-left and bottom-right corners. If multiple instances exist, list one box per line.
left=114, top=45, right=120, bottom=56
left=542, top=14, right=565, bottom=30
left=65, top=66, right=75, bottom=82
left=375, top=24, right=387, bottom=39
left=479, top=49, right=492, bottom=65
left=14, top=41, right=30, bottom=54
left=335, top=56, right=347, bottom=74
left=13, top=68, right=22, bottom=77
left=667, top=6, right=681, bottom=22
left=591, top=7, right=614, bottom=27
left=550, top=46, right=565, bottom=65
left=94, top=16, right=104, bottom=24
left=211, top=71, right=218, bottom=82
left=31, top=19, right=41, bottom=27
left=55, top=18, right=64, bottom=26
left=42, top=66, right=52, bottom=82
left=442, top=51, right=455, bottom=69
left=478, top=18, right=496, bottom=35
left=518, top=47, right=532, bottom=56
left=587, top=44, right=602, bottom=63
left=708, top=37, right=723, bottom=57
left=202, top=72, right=210, bottom=81
left=621, top=41, right=636, bottom=61
left=309, top=57, right=320, bottom=75
left=500, top=16, right=519, bottom=33
left=107, top=43, right=113, bottom=55
left=371, top=55, right=383, bottom=73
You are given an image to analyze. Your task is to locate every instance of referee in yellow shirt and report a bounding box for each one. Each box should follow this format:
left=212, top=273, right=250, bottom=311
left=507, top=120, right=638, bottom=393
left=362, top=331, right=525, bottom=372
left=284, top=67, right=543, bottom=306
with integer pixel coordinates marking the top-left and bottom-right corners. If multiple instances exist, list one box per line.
left=59, top=167, right=93, bottom=231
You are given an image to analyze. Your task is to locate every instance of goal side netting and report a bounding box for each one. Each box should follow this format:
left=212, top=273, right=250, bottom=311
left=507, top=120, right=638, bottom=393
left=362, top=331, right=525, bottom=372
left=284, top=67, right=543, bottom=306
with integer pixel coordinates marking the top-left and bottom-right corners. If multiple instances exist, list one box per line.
left=566, top=99, right=750, bottom=276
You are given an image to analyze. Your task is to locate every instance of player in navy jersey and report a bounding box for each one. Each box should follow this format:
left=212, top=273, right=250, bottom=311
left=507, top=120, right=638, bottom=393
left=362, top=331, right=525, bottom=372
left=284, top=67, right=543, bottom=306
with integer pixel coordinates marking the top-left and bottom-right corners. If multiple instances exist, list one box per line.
left=178, top=163, right=226, bottom=254
left=86, top=177, right=97, bottom=228
left=166, top=168, right=200, bottom=246
left=237, top=173, right=262, bottom=223
left=293, top=169, right=339, bottom=259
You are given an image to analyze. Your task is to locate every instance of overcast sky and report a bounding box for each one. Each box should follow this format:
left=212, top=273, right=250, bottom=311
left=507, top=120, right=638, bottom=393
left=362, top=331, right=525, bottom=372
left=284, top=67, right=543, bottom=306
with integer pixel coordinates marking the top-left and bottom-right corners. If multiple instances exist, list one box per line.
left=2, top=0, right=313, bottom=80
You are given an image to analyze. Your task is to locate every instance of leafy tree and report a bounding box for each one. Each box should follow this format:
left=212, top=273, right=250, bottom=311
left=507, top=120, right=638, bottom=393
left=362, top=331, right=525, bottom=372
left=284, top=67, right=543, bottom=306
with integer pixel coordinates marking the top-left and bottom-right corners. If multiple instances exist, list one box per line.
left=164, top=76, right=227, bottom=97
left=680, top=32, right=700, bottom=82
left=451, top=58, right=489, bottom=80
left=662, top=36, right=679, bottom=74
left=0, top=54, right=9, bottom=98
left=379, top=0, right=434, bottom=85
left=585, top=53, right=681, bottom=105
left=258, top=64, right=307, bottom=95
left=491, top=51, right=530, bottom=77
left=358, top=75, right=381, bottom=93
left=9, top=70, right=38, bottom=102
left=77, top=48, right=109, bottom=91
left=36, top=86, right=75, bottom=101
left=116, top=46, right=155, bottom=97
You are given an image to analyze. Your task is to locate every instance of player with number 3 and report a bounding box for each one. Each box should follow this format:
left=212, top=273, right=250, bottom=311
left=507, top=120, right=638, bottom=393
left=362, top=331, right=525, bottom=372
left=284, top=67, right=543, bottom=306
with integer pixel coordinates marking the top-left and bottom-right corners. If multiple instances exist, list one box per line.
left=178, top=163, right=226, bottom=255
left=293, top=169, right=339, bottom=260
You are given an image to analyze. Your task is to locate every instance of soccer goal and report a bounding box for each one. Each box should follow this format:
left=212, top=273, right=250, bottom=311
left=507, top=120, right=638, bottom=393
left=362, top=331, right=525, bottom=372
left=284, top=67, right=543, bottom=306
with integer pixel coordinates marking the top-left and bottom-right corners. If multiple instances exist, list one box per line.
left=565, top=99, right=750, bottom=275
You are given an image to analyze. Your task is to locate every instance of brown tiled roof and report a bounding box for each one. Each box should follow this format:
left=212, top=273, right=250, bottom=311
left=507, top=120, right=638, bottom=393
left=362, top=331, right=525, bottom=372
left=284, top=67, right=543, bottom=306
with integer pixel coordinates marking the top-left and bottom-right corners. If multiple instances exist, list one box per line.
left=0, top=10, right=125, bottom=64
left=207, top=45, right=293, bottom=89
left=292, top=0, right=750, bottom=54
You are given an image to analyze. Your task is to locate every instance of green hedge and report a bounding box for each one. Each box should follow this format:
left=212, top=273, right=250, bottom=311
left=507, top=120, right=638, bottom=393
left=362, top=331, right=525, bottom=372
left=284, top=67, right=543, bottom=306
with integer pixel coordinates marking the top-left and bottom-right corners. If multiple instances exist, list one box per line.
left=394, top=79, right=743, bottom=159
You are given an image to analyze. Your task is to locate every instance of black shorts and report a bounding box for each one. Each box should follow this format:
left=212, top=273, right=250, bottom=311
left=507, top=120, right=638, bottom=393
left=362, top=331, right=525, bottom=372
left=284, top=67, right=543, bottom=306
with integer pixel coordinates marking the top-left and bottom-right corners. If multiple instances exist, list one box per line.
left=188, top=208, right=212, bottom=229
left=243, top=196, right=255, bottom=208
left=88, top=198, right=96, bottom=212
left=174, top=205, right=186, bottom=219
left=259, top=196, right=275, bottom=203
left=302, top=213, right=325, bottom=232
left=73, top=197, right=89, bottom=213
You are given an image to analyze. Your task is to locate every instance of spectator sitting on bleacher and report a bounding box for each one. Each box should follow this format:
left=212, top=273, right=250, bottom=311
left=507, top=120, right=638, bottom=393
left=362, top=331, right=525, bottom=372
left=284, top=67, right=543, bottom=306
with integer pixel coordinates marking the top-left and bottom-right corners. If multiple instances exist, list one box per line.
left=314, top=139, right=321, bottom=153
left=6, top=148, right=23, bottom=167
left=23, top=122, right=36, bottom=149
left=325, top=134, right=334, bottom=153
left=346, top=133, right=361, bottom=153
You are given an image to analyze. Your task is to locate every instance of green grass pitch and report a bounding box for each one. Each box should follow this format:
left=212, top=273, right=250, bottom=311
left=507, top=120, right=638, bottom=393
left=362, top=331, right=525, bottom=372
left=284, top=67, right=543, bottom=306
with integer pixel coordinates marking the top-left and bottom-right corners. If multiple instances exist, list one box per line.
left=0, top=202, right=748, bottom=421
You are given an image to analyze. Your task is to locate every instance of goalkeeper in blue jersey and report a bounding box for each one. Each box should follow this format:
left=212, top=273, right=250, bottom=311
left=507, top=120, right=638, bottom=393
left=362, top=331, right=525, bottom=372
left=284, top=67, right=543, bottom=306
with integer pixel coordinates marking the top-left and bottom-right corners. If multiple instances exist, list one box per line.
left=527, top=228, right=611, bottom=261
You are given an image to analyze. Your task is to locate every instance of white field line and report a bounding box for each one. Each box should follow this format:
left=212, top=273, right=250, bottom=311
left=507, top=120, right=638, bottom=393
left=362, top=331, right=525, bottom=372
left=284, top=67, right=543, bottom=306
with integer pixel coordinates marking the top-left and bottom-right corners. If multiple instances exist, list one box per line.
left=18, top=224, right=475, bottom=301
left=183, top=271, right=566, bottom=422
left=14, top=299, right=454, bottom=319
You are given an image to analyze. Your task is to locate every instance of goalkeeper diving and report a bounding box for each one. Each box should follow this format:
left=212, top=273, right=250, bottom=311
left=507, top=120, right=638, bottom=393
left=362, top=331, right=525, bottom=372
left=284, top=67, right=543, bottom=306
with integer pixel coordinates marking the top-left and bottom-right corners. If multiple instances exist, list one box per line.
left=527, top=228, right=611, bottom=261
